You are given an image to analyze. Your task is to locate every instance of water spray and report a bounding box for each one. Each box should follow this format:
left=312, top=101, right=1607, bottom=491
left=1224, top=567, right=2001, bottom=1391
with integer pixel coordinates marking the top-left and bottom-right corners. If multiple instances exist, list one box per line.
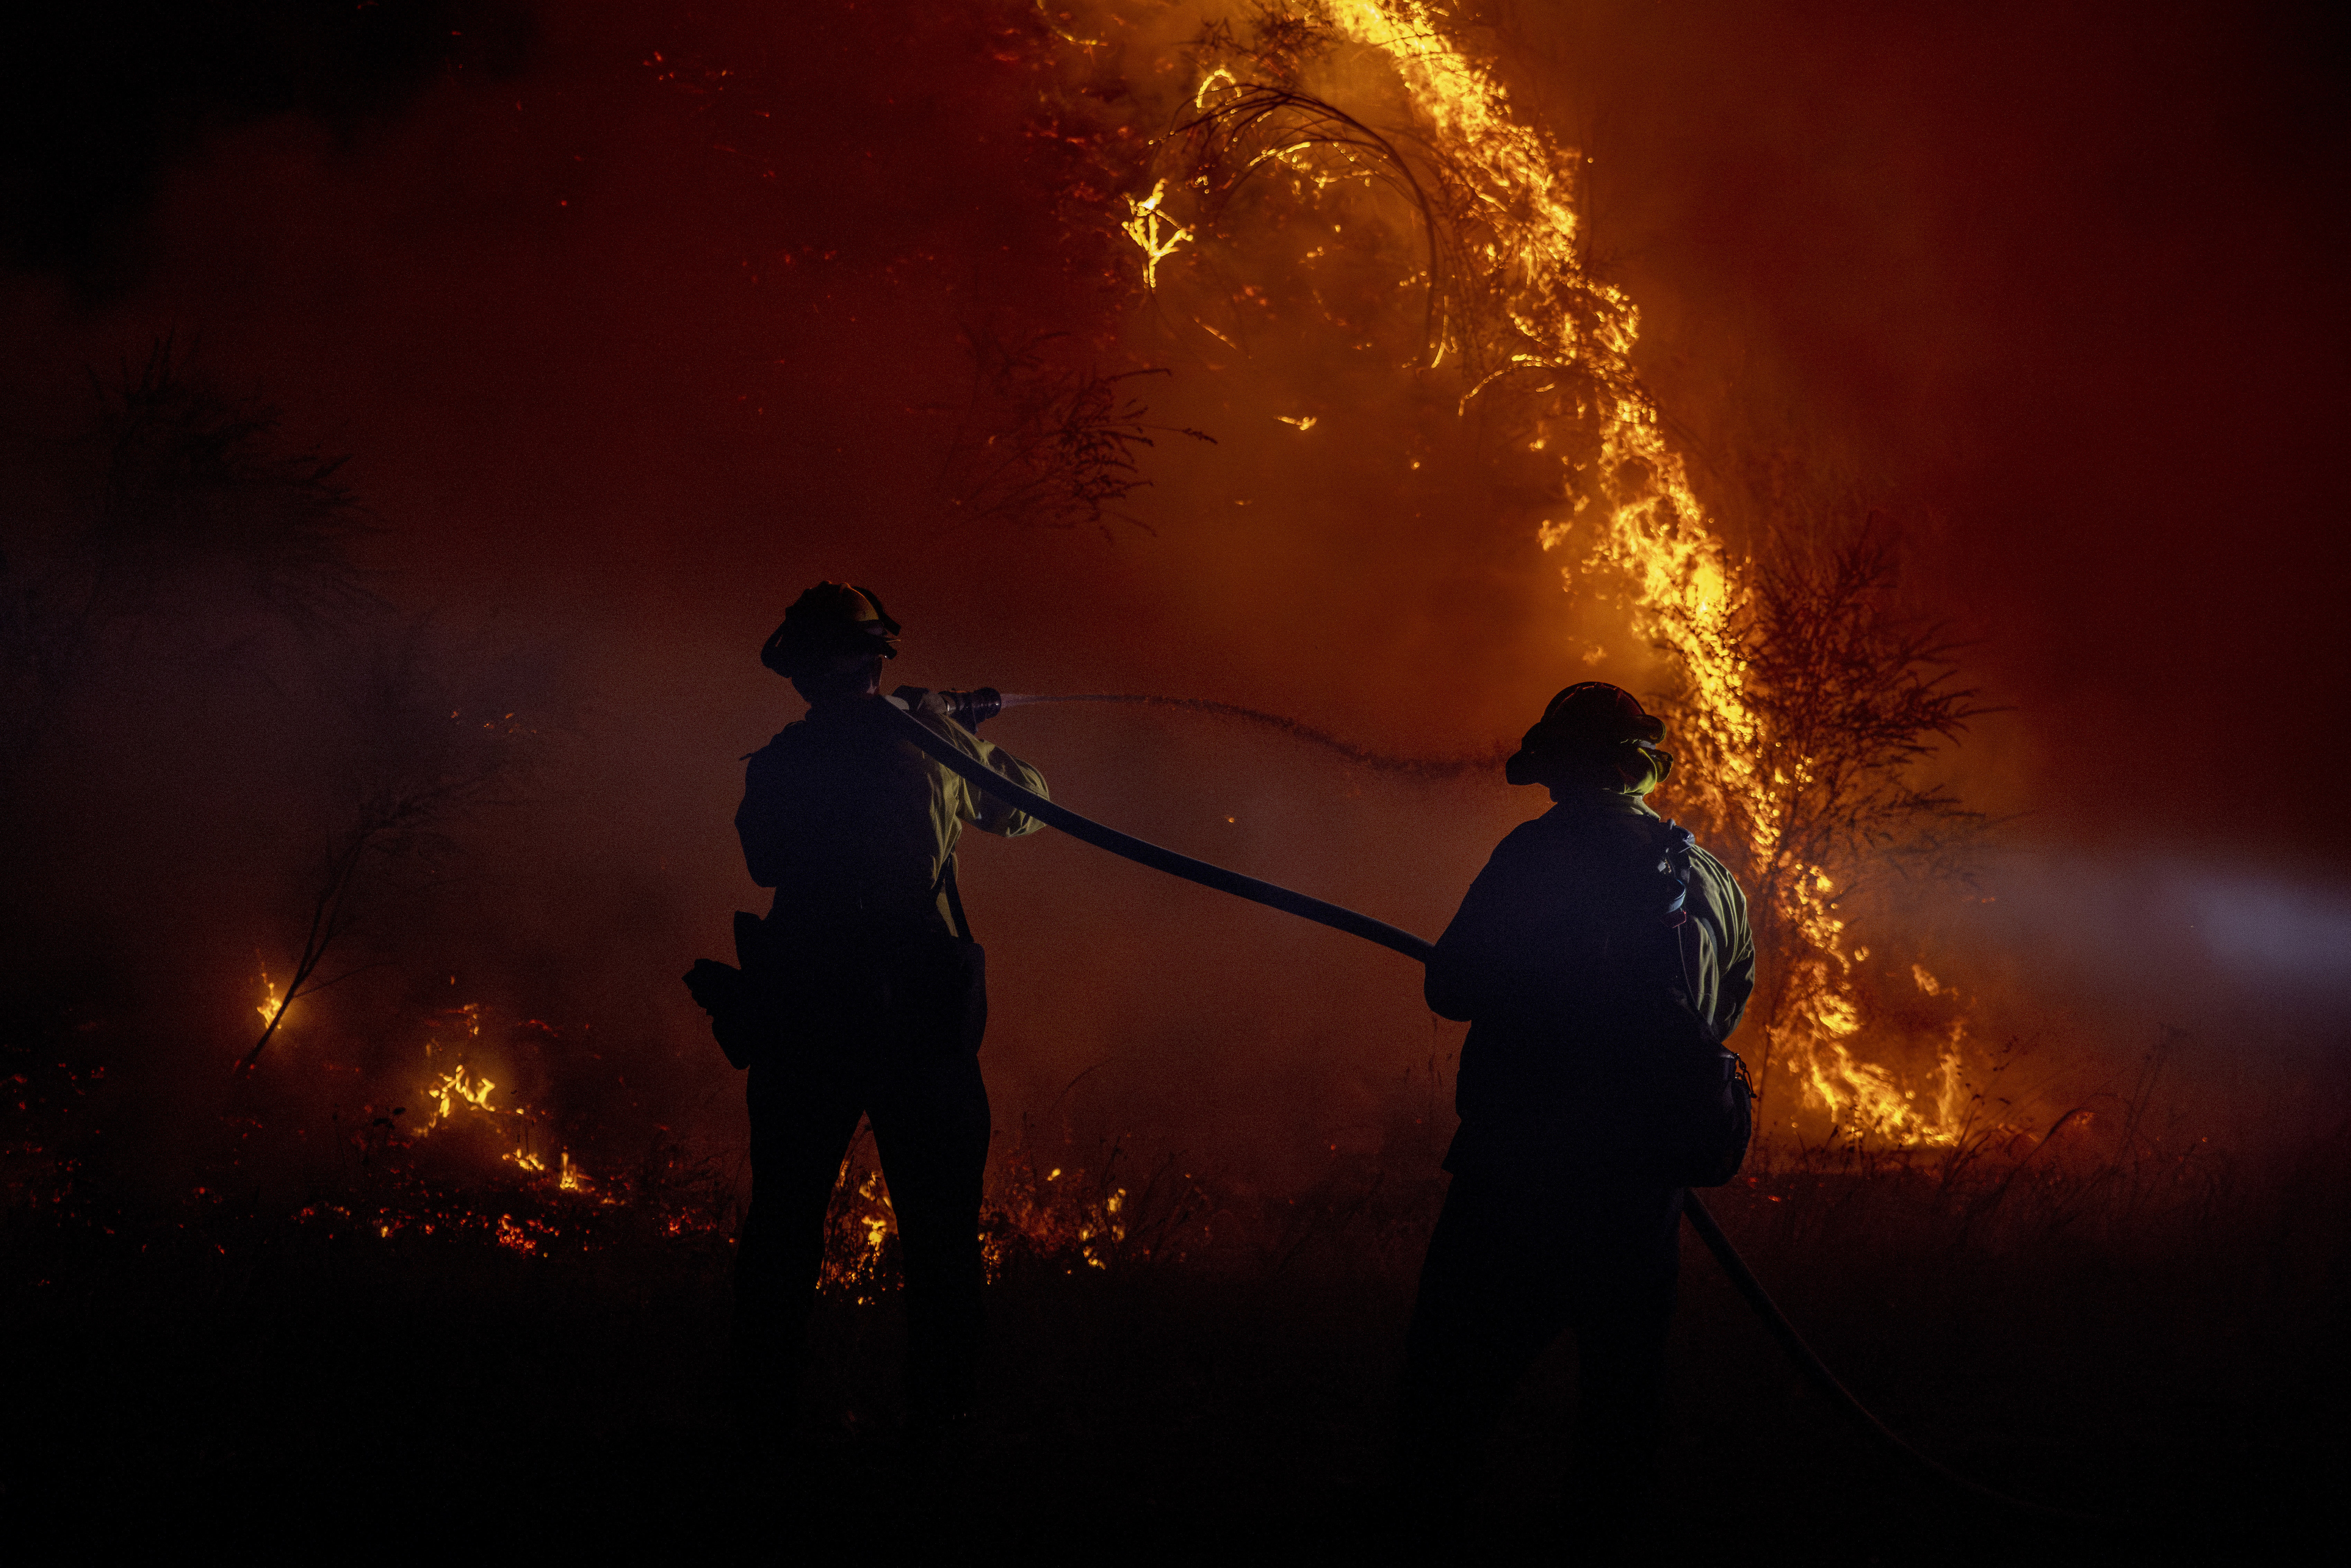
left=884, top=697, right=2110, bottom=1529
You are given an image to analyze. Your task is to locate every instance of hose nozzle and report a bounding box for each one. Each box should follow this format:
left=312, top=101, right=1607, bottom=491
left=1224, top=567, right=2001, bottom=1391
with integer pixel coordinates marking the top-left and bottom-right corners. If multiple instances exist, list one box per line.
left=934, top=687, right=1003, bottom=728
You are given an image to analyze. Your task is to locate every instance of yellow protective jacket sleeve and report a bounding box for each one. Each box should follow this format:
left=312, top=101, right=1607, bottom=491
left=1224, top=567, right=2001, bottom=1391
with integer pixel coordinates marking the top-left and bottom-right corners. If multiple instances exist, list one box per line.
left=736, top=690, right=1048, bottom=930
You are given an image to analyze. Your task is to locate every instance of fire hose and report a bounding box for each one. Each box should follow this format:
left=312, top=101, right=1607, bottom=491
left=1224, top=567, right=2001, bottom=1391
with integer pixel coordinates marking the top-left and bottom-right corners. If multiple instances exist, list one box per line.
left=886, top=696, right=2107, bottom=1528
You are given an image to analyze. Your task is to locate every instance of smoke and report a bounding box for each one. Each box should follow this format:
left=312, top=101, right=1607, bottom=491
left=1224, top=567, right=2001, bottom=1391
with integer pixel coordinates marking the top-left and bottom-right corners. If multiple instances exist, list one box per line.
left=3, top=0, right=2345, bottom=1199
left=2191, top=876, right=2351, bottom=990
left=3, top=2, right=534, bottom=297
left=1956, top=851, right=2351, bottom=1014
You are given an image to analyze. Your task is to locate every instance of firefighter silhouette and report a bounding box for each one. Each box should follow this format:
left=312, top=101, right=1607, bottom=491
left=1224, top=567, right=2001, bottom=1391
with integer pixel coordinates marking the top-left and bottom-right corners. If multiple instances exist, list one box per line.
left=724, top=583, right=1048, bottom=1440
left=1400, top=682, right=1757, bottom=1544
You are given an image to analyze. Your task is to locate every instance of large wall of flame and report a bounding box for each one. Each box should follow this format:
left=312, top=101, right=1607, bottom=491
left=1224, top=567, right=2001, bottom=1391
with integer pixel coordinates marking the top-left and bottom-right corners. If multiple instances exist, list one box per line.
left=4, top=0, right=2344, bottom=1190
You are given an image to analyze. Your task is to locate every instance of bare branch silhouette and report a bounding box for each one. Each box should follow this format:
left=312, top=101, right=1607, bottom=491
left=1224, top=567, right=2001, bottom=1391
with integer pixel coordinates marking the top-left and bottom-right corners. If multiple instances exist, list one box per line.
left=942, top=329, right=1213, bottom=538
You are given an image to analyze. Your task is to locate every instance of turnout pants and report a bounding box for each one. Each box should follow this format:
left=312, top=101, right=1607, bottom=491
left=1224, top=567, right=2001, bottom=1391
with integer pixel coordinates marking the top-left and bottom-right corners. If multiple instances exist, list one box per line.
left=735, top=1042, right=991, bottom=1425
left=1399, top=1168, right=1683, bottom=1526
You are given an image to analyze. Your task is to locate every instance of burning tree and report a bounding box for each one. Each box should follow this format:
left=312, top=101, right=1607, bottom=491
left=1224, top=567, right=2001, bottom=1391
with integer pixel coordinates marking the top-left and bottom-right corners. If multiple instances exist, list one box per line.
left=1085, top=4, right=1992, bottom=1142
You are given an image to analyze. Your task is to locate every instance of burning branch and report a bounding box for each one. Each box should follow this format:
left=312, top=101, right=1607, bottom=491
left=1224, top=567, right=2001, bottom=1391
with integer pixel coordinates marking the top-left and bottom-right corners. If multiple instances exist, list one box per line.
left=1168, top=78, right=1448, bottom=362
left=237, top=634, right=530, bottom=1075
left=238, top=778, right=443, bottom=1074
left=1702, top=518, right=1993, bottom=1112
left=1291, top=6, right=1980, bottom=1142
left=1736, top=522, right=1992, bottom=884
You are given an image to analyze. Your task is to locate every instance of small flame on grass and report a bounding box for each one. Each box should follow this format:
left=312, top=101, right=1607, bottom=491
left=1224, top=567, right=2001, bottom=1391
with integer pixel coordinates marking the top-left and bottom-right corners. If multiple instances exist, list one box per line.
left=420, top=1063, right=497, bottom=1125
left=255, top=963, right=286, bottom=1031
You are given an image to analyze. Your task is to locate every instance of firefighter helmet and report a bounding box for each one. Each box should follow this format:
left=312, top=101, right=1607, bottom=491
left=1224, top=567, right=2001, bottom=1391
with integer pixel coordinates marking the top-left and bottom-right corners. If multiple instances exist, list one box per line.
left=759, top=582, right=902, bottom=678
left=1505, top=682, right=1669, bottom=787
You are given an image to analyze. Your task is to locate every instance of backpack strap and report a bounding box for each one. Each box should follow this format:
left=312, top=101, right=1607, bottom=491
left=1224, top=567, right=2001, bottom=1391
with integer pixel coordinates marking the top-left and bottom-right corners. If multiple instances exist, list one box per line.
left=1655, top=819, right=1697, bottom=928
left=1652, top=819, right=1719, bottom=1042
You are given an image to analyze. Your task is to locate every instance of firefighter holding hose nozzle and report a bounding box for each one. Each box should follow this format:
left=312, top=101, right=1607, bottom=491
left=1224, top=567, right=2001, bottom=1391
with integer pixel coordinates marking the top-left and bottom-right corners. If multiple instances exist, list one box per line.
left=699, top=582, right=1047, bottom=1449
left=1399, top=682, right=1756, bottom=1550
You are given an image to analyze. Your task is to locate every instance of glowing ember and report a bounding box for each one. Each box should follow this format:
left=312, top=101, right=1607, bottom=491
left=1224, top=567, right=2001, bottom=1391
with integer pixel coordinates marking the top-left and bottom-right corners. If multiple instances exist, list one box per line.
left=419, top=1063, right=497, bottom=1125
left=1122, top=179, right=1193, bottom=289
left=254, top=964, right=286, bottom=1032
left=982, top=1157, right=1129, bottom=1276
left=821, top=1168, right=898, bottom=1305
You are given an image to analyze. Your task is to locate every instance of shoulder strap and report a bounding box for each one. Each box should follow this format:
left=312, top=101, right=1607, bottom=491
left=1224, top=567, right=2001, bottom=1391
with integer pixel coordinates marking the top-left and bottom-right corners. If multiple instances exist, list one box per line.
left=1651, top=819, right=1719, bottom=1039
left=1652, top=818, right=1697, bottom=928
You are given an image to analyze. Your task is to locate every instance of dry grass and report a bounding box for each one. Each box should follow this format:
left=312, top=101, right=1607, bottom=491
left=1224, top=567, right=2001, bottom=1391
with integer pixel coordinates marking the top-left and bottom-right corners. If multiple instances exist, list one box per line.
left=3, top=1030, right=2342, bottom=1561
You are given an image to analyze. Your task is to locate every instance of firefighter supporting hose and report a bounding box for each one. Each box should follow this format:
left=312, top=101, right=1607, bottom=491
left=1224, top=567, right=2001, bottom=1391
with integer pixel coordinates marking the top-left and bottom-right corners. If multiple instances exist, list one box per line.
left=1400, top=683, right=1755, bottom=1548
left=688, top=583, right=1051, bottom=1447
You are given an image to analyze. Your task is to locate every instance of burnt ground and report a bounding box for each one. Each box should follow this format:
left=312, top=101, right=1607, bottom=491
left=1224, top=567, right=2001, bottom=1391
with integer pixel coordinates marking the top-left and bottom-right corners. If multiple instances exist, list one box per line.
left=5, top=1129, right=2346, bottom=1566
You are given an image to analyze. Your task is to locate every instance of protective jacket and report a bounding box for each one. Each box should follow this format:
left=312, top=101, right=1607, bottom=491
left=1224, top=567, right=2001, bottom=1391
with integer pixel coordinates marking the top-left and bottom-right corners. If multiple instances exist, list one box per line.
left=1427, top=786, right=1755, bottom=1177
left=736, top=689, right=1048, bottom=936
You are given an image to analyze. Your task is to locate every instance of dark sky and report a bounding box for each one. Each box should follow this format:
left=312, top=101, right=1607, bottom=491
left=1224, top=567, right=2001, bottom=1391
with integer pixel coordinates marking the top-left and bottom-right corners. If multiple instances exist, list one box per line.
left=6, top=0, right=2345, bottom=1156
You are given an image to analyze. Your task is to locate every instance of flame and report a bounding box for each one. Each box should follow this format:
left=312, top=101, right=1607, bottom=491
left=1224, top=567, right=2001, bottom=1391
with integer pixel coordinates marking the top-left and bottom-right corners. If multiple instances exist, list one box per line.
left=1122, top=178, right=1193, bottom=289
left=420, top=1062, right=498, bottom=1125
left=255, top=963, right=286, bottom=1031
left=819, top=1168, right=900, bottom=1304
left=982, top=1156, right=1128, bottom=1276
left=411, top=1032, right=596, bottom=1190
